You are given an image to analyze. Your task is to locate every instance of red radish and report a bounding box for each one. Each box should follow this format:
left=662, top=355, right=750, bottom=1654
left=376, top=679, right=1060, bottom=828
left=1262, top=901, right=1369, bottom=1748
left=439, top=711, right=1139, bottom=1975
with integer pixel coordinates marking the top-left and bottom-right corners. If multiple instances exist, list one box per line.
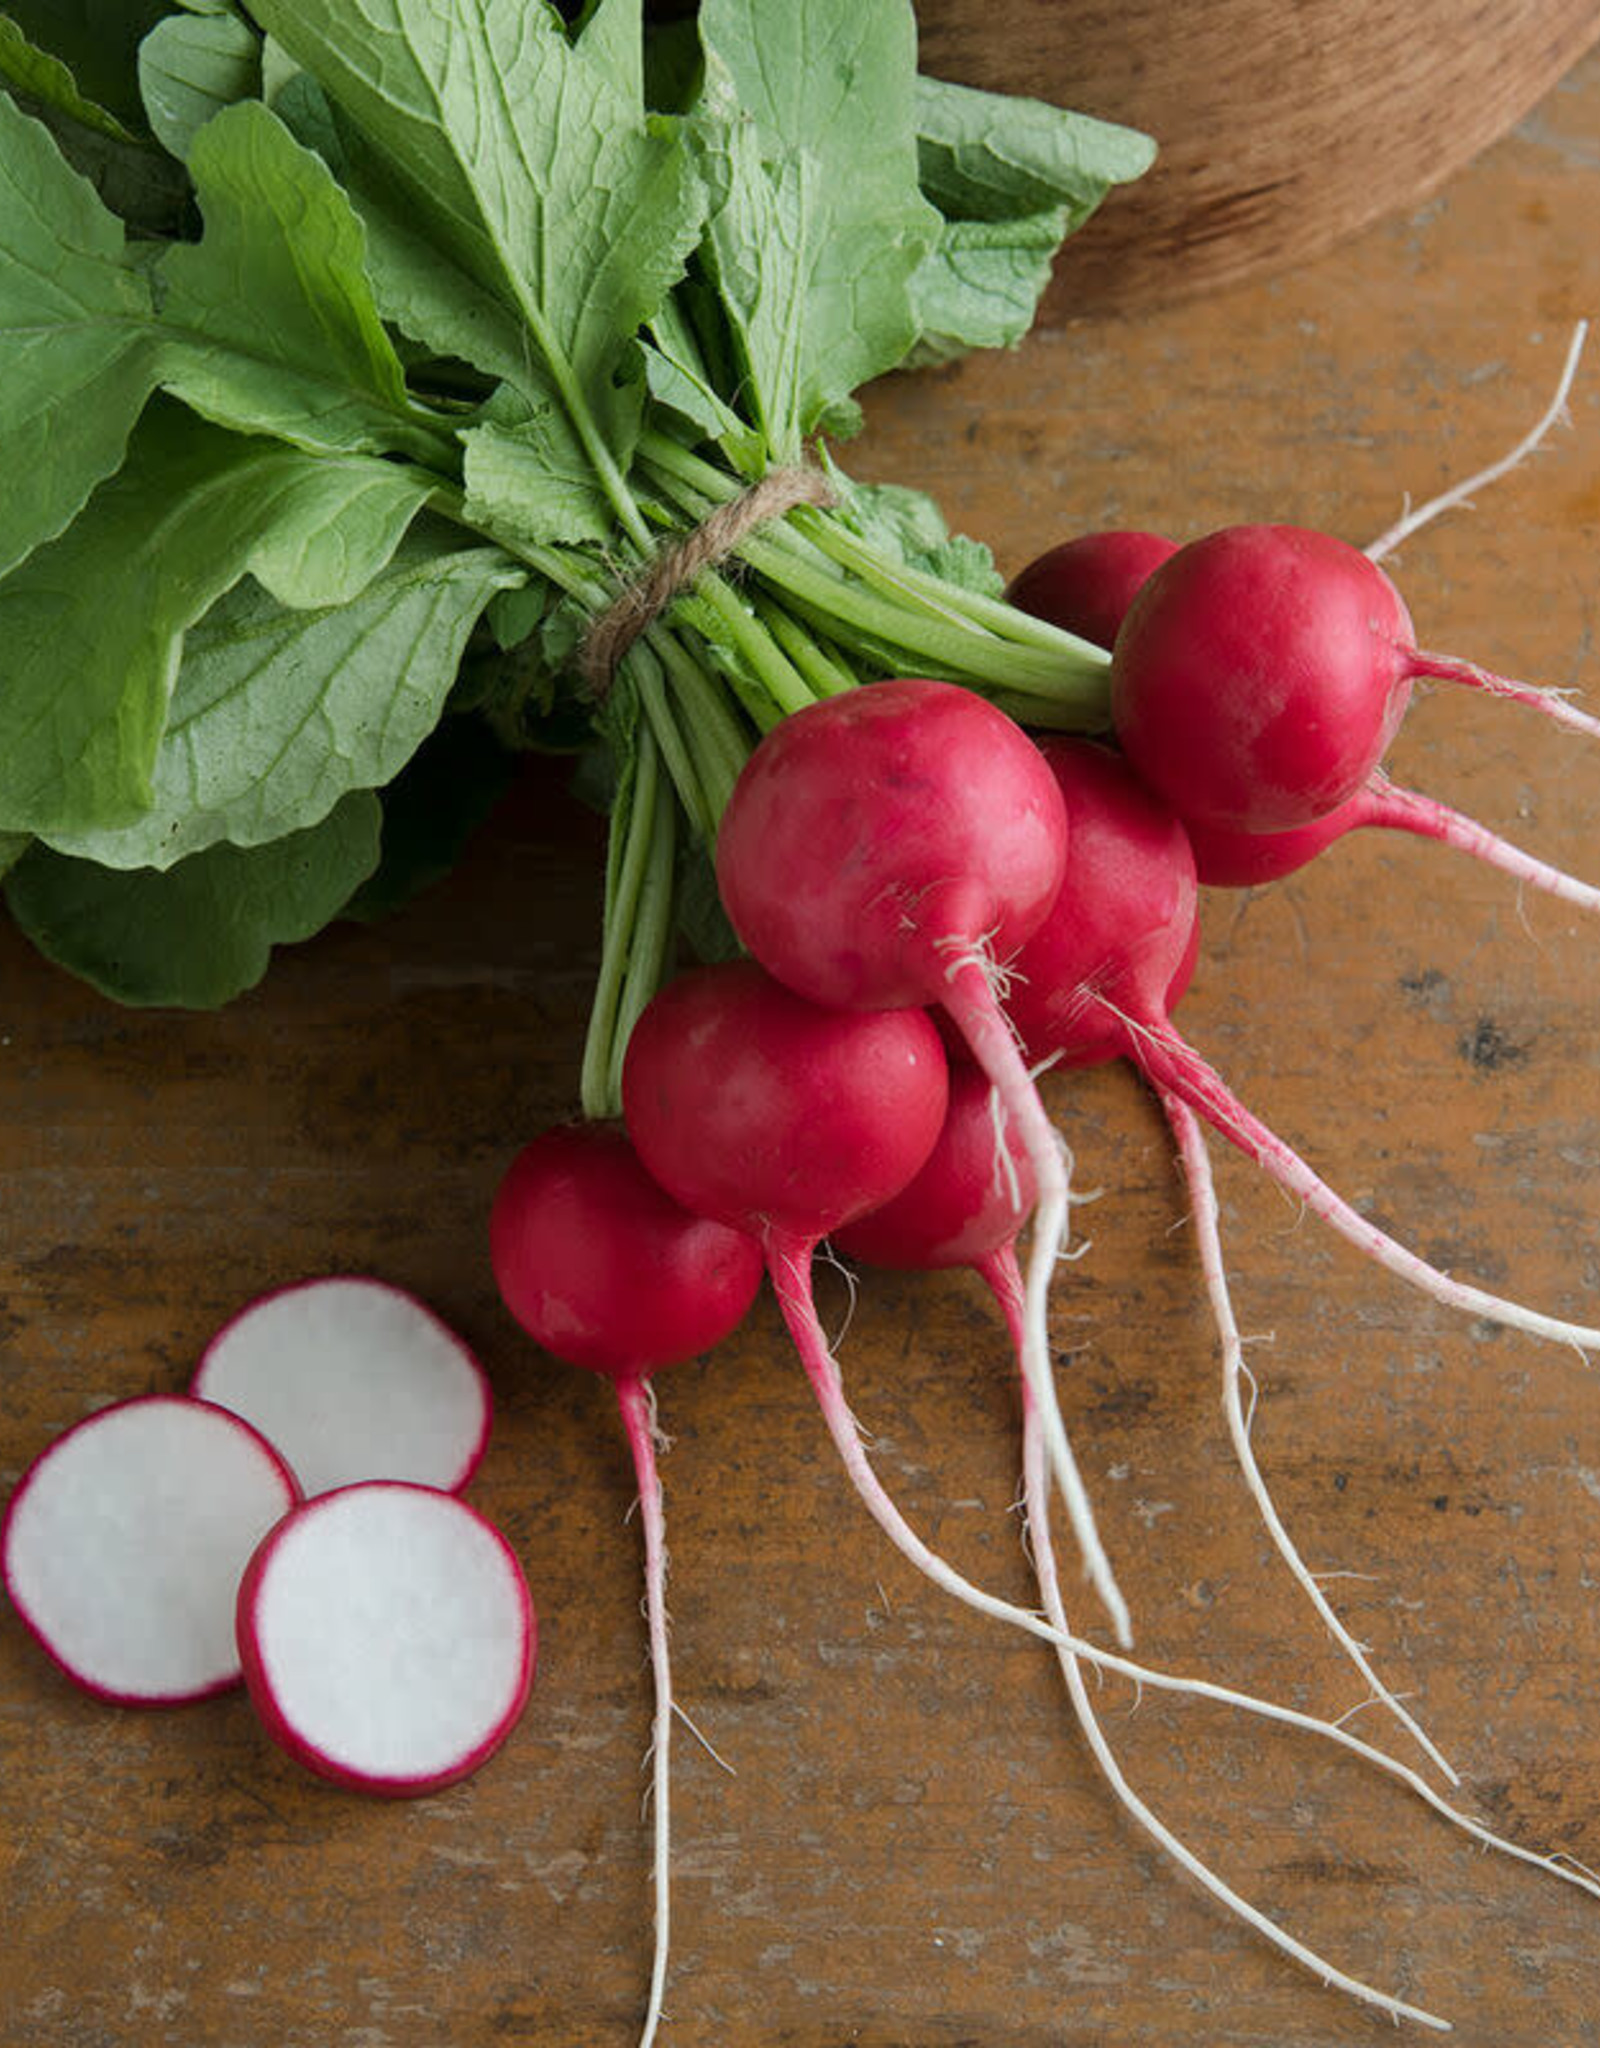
left=1010, top=343, right=1597, bottom=909
left=927, top=915, right=1198, bottom=1073
left=1005, top=530, right=1178, bottom=651
left=1006, top=734, right=1600, bottom=1353
left=489, top=1121, right=763, bottom=2048
left=190, top=1276, right=492, bottom=1498
left=236, top=1479, right=533, bottom=1796
left=712, top=677, right=1131, bottom=1643
left=623, top=964, right=1050, bottom=1624
left=1110, top=522, right=1600, bottom=838
left=835, top=1063, right=1039, bottom=1279
left=621, top=962, right=1129, bottom=1685
left=2, top=1394, right=298, bottom=1706
left=1004, top=401, right=1600, bottom=924
left=622, top=963, right=948, bottom=1247
left=1184, top=771, right=1600, bottom=915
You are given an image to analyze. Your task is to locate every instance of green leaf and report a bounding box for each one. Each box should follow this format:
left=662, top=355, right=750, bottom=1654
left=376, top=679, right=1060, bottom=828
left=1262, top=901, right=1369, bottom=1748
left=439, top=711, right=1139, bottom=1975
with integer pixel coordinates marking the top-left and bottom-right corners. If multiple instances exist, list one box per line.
left=907, top=209, right=1070, bottom=366
left=914, top=73, right=1155, bottom=225
left=0, top=404, right=436, bottom=838
left=0, top=16, right=140, bottom=140
left=251, top=0, right=703, bottom=453
left=460, top=391, right=617, bottom=548
left=259, top=34, right=301, bottom=106
left=137, top=9, right=260, bottom=161
left=351, top=178, right=536, bottom=393
left=679, top=89, right=807, bottom=460
left=0, top=90, right=164, bottom=577
left=4, top=790, right=381, bottom=1006
left=0, top=829, right=29, bottom=878
left=269, top=72, right=530, bottom=392
left=639, top=300, right=762, bottom=471
left=46, top=536, right=520, bottom=869
left=675, top=836, right=742, bottom=965
left=342, top=715, right=519, bottom=923
left=819, top=457, right=1004, bottom=596
left=485, top=582, right=550, bottom=655
left=17, top=101, right=192, bottom=241
left=907, top=75, right=1154, bottom=364
left=692, top=0, right=939, bottom=458
left=156, top=100, right=438, bottom=462
left=3, top=1, right=170, bottom=131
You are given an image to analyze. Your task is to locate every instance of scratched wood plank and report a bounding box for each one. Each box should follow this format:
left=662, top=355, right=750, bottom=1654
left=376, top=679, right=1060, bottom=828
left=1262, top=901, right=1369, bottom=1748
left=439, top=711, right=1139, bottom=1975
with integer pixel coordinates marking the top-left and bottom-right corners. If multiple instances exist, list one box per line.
left=4, top=44, right=1600, bottom=2048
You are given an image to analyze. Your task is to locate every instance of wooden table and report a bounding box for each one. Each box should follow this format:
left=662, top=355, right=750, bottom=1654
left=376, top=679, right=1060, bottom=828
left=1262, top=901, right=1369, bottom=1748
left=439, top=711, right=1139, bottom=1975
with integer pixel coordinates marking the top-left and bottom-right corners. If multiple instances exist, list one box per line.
left=5, top=45, right=1600, bottom=2048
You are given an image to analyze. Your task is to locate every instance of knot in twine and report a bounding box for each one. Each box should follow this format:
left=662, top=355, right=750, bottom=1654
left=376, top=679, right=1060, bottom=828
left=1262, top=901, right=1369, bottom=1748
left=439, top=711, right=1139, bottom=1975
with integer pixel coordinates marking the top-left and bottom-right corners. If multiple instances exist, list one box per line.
left=577, top=465, right=834, bottom=696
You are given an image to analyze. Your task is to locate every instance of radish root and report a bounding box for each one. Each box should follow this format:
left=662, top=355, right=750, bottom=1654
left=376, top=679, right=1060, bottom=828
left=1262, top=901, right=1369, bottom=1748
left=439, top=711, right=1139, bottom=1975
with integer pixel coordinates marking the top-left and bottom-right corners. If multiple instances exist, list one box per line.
left=777, top=1239, right=1600, bottom=1933
left=617, top=1376, right=675, bottom=2048
left=1360, top=773, right=1600, bottom=918
left=939, top=945, right=1133, bottom=1647
left=1159, top=1089, right=1459, bottom=1785
left=969, top=1247, right=1598, bottom=2027
left=1366, top=322, right=1588, bottom=565
left=1014, top=1362, right=1452, bottom=2032
left=1407, top=644, right=1600, bottom=744
left=1112, top=1002, right=1600, bottom=1359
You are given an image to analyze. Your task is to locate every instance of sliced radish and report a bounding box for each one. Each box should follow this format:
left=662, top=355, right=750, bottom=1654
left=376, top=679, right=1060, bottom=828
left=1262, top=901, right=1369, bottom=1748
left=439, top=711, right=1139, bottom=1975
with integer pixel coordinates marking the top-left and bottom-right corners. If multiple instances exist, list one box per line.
left=191, top=1276, right=491, bottom=1497
left=2, top=1394, right=299, bottom=1706
left=236, top=1481, right=535, bottom=1796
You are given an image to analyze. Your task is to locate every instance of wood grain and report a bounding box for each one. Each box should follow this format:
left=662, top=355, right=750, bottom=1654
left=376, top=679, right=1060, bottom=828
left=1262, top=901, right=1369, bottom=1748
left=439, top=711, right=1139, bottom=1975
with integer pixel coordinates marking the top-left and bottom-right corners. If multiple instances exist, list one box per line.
left=915, top=0, right=1600, bottom=313
left=6, top=40, right=1600, bottom=2048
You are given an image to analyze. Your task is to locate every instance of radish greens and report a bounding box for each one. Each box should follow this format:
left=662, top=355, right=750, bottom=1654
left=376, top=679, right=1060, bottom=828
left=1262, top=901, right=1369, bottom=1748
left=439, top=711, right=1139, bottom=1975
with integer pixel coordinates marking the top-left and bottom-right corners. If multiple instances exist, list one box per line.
left=0, top=0, right=1151, bottom=1019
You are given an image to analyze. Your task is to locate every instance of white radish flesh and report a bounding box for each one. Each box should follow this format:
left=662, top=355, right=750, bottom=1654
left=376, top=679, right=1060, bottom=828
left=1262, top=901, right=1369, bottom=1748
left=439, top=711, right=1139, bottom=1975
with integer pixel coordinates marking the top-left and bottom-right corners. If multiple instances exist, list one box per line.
left=2, top=1394, right=298, bottom=1705
left=192, top=1276, right=491, bottom=1497
left=236, top=1480, right=534, bottom=1795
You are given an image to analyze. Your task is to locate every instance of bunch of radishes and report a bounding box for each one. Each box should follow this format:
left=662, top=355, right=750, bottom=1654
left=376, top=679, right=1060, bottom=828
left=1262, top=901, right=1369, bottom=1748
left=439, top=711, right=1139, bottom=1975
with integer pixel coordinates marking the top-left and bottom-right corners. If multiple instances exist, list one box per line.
left=488, top=451, right=1600, bottom=2036
left=10, top=349, right=1598, bottom=2043
left=1, top=1278, right=536, bottom=1797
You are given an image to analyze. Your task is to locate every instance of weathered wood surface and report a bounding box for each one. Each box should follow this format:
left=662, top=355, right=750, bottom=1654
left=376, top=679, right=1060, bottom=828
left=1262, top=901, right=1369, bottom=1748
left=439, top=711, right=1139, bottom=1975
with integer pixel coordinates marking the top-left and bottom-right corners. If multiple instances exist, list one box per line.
left=5, top=43, right=1600, bottom=2048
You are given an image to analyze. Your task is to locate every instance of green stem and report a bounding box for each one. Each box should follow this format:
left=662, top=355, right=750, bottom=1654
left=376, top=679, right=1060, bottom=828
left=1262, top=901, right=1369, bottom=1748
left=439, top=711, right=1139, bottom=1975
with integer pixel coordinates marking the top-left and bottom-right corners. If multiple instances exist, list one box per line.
left=747, top=535, right=1096, bottom=698
left=637, top=435, right=1109, bottom=713
left=671, top=572, right=817, bottom=720
left=645, top=625, right=752, bottom=825
left=751, top=591, right=856, bottom=698
left=432, top=478, right=810, bottom=736
left=788, top=502, right=1105, bottom=658
left=607, top=762, right=678, bottom=1111
left=427, top=483, right=602, bottom=603
left=636, top=452, right=927, bottom=673
left=631, top=639, right=714, bottom=844
left=639, top=427, right=755, bottom=503
left=508, top=295, right=655, bottom=554
left=431, top=482, right=718, bottom=815
left=989, top=690, right=1114, bottom=732
left=580, top=721, right=669, bottom=1122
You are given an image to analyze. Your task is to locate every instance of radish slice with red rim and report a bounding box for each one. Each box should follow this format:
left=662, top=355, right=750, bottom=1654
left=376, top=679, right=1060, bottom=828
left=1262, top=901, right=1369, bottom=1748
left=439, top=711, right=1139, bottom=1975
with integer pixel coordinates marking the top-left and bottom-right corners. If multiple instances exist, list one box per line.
left=236, top=1481, right=535, bottom=1796
left=192, top=1277, right=491, bottom=1497
left=2, top=1394, right=299, bottom=1706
